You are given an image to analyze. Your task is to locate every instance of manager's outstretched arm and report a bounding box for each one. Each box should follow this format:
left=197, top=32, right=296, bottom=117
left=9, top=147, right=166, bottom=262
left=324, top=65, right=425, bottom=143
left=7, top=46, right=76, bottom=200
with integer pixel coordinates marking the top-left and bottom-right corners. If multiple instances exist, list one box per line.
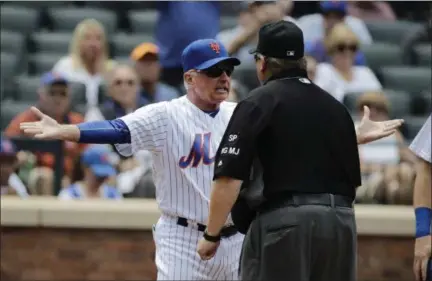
left=20, top=107, right=131, bottom=144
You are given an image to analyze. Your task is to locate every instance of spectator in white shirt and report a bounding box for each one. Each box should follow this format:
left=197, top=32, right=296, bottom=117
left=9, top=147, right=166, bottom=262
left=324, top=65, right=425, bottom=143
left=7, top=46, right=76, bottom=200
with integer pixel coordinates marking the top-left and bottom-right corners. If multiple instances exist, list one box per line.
left=313, top=23, right=382, bottom=102
left=52, top=19, right=116, bottom=121
left=58, top=145, right=122, bottom=200
left=297, top=1, right=372, bottom=46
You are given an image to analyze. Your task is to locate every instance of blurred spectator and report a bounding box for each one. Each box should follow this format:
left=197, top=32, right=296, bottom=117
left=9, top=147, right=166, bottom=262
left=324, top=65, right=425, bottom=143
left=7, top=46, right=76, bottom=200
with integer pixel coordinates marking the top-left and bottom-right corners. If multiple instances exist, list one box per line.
left=59, top=145, right=122, bottom=200
left=116, top=150, right=156, bottom=198
left=305, top=17, right=367, bottom=65
left=314, top=23, right=382, bottom=102
left=52, top=19, right=116, bottom=121
left=305, top=55, right=317, bottom=81
left=0, top=137, right=28, bottom=197
left=355, top=92, right=416, bottom=205
left=156, top=2, right=221, bottom=89
left=227, top=79, right=248, bottom=102
left=130, top=43, right=179, bottom=104
left=217, top=1, right=292, bottom=65
left=100, top=64, right=142, bottom=120
left=347, top=1, right=396, bottom=21
left=5, top=72, right=86, bottom=195
left=401, top=20, right=432, bottom=65
left=297, top=1, right=372, bottom=46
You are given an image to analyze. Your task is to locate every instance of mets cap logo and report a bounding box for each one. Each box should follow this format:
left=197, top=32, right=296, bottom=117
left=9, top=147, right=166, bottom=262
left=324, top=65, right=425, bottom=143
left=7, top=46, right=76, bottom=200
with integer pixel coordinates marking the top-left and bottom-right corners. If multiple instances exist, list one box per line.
left=210, top=42, right=220, bottom=54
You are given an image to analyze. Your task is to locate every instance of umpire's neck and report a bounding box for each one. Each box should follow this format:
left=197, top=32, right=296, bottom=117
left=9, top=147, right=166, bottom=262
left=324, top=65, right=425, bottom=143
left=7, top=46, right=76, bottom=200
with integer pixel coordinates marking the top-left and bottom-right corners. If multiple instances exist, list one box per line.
left=259, top=56, right=309, bottom=85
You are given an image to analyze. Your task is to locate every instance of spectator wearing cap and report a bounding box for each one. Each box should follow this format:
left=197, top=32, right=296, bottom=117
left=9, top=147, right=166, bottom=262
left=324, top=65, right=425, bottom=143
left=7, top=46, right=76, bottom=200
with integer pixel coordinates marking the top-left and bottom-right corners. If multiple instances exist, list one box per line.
left=130, top=42, right=180, bottom=103
left=58, top=145, right=122, bottom=200
left=0, top=137, right=29, bottom=197
left=297, top=1, right=372, bottom=45
left=5, top=72, right=86, bottom=195
left=313, top=23, right=381, bottom=102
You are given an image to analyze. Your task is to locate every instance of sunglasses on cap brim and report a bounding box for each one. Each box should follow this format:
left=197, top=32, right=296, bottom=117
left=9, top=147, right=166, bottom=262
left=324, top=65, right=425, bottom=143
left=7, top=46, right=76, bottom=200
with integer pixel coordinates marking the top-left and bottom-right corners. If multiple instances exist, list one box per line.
left=198, top=65, right=234, bottom=78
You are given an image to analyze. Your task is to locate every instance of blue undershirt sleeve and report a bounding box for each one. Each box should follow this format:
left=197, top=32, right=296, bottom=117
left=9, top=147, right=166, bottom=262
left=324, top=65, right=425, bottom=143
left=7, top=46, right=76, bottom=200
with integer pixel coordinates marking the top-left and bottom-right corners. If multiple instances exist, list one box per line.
left=77, top=119, right=131, bottom=144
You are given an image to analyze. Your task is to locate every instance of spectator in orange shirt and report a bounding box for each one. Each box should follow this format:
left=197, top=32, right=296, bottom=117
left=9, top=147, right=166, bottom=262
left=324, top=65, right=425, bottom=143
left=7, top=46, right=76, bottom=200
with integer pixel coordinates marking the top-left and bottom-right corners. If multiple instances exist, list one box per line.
left=5, top=72, right=86, bottom=195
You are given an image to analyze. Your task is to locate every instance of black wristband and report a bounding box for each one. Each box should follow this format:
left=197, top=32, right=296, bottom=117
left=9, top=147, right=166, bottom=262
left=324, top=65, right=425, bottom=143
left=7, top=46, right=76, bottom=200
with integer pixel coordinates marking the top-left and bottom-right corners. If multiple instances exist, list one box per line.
left=203, top=230, right=221, bottom=242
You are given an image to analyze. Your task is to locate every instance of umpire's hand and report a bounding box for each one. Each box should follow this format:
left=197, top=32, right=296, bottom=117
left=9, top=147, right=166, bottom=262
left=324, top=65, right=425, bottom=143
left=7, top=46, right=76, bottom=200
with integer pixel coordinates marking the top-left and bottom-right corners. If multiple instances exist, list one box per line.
left=414, top=235, right=431, bottom=281
left=197, top=238, right=220, bottom=260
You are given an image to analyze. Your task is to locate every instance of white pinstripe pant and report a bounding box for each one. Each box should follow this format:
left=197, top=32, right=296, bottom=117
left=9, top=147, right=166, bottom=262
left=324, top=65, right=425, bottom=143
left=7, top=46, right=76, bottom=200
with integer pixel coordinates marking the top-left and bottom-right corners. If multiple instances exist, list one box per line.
left=153, top=215, right=244, bottom=280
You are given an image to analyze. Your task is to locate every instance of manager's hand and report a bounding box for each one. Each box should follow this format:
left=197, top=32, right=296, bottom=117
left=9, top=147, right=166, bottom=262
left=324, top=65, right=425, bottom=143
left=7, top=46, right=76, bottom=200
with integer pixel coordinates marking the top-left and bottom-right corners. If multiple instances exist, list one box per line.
left=20, top=107, right=61, bottom=139
left=197, top=238, right=220, bottom=261
left=356, top=106, right=404, bottom=144
left=20, top=106, right=79, bottom=142
left=414, top=235, right=431, bottom=281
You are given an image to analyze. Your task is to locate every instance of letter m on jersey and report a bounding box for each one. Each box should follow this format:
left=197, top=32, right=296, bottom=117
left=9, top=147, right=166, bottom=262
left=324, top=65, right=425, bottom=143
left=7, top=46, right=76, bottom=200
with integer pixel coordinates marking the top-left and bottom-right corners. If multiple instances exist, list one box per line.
left=179, top=133, right=215, bottom=168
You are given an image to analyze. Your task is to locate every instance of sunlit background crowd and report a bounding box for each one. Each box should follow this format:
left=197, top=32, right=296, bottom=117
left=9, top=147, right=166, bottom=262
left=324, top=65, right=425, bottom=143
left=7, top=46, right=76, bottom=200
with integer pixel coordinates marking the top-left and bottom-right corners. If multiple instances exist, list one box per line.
left=0, top=1, right=431, bottom=205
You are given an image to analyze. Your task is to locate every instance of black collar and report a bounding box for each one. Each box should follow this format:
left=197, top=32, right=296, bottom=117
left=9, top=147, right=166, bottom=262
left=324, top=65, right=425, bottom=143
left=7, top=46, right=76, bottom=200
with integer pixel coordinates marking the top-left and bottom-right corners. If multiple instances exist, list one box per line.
left=263, top=68, right=308, bottom=85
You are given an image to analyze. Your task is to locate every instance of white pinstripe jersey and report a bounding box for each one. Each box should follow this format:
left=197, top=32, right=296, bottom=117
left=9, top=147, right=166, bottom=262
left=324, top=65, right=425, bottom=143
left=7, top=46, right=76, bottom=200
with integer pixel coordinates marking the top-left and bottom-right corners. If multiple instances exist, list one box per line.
left=115, top=96, right=237, bottom=224
left=409, top=114, right=431, bottom=164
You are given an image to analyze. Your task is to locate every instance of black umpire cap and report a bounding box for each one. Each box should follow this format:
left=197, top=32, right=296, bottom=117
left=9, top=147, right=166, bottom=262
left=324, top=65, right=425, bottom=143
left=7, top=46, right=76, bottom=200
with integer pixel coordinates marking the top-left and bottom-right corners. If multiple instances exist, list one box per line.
left=249, top=20, right=304, bottom=60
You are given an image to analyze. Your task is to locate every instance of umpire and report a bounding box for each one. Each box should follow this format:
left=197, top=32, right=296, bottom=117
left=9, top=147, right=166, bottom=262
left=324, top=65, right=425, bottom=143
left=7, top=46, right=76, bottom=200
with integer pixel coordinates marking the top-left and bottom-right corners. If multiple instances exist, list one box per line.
left=198, top=20, right=362, bottom=281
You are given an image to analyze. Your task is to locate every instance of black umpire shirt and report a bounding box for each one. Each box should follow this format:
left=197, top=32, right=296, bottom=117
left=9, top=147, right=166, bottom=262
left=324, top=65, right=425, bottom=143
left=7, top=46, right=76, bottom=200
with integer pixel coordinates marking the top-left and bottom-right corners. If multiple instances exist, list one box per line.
left=213, top=68, right=362, bottom=204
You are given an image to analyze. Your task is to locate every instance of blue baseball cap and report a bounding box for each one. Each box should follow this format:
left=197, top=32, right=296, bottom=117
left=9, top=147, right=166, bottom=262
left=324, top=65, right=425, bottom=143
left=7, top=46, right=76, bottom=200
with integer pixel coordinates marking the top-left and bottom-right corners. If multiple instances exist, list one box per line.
left=181, top=39, right=241, bottom=72
left=0, top=137, right=17, bottom=157
left=81, top=145, right=116, bottom=178
left=40, top=71, right=68, bottom=87
left=320, top=1, right=347, bottom=14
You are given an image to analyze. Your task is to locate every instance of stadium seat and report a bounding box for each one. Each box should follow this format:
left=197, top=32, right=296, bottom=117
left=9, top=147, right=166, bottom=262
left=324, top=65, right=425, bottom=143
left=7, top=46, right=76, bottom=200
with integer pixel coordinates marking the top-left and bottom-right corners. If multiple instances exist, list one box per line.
left=111, top=33, right=155, bottom=57
left=361, top=43, right=403, bottom=71
left=0, top=30, right=25, bottom=56
left=231, top=63, right=260, bottom=92
left=220, top=16, right=238, bottom=31
left=0, top=52, right=18, bottom=81
left=0, top=101, right=32, bottom=130
left=128, top=10, right=158, bottom=34
left=379, top=66, right=432, bottom=95
left=14, top=75, right=41, bottom=102
left=69, top=82, right=87, bottom=105
left=411, top=90, right=432, bottom=117
left=402, top=115, right=428, bottom=140
left=0, top=5, right=40, bottom=33
left=365, top=20, right=422, bottom=44
left=414, top=44, right=432, bottom=67
left=47, top=7, right=118, bottom=34
left=28, top=53, right=63, bottom=75
left=31, top=32, right=72, bottom=54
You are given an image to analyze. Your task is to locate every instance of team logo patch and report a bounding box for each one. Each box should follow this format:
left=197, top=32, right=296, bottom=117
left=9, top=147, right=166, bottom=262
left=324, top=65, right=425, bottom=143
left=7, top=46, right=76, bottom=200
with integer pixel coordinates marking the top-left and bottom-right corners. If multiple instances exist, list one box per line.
left=210, top=42, right=220, bottom=54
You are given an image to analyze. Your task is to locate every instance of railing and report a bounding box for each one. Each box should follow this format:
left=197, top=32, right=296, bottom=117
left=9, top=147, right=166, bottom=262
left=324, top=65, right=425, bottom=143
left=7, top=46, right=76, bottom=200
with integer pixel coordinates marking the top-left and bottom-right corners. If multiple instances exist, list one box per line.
left=9, top=137, right=64, bottom=195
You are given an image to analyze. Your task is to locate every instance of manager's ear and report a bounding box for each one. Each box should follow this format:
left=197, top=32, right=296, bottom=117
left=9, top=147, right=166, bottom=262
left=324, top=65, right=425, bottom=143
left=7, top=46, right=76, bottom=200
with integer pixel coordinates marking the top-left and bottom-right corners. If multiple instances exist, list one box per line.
left=183, top=71, right=194, bottom=86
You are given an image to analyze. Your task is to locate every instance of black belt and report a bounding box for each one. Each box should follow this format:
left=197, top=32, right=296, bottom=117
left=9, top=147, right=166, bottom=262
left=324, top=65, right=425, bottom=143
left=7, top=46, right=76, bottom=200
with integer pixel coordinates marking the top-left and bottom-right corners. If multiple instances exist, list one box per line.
left=176, top=217, right=238, bottom=238
left=259, top=193, right=354, bottom=213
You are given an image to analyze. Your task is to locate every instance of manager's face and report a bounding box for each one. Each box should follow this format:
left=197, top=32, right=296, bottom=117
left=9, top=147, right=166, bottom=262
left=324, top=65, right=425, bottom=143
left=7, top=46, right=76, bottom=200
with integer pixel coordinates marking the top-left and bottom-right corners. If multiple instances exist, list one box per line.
left=185, top=61, right=234, bottom=105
